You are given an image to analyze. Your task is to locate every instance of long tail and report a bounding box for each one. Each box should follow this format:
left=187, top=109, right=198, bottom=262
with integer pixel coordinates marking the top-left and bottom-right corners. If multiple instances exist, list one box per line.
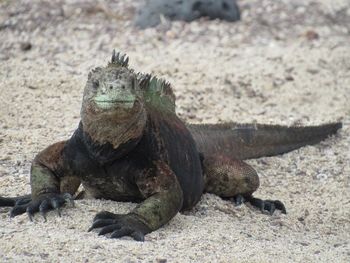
left=0, top=194, right=31, bottom=207
left=188, top=122, right=342, bottom=160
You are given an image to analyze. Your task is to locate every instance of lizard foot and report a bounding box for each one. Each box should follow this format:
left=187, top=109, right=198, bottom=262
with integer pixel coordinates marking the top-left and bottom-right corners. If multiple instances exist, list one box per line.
left=231, top=195, right=287, bottom=215
left=88, top=211, right=151, bottom=242
left=10, top=193, right=74, bottom=221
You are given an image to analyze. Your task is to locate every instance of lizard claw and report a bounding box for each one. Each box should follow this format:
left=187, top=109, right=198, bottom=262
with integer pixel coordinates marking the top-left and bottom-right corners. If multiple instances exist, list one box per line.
left=51, top=197, right=65, bottom=217
left=25, top=200, right=41, bottom=221
left=245, top=196, right=287, bottom=215
left=88, top=219, right=118, bottom=232
left=15, top=197, right=31, bottom=206
left=130, top=231, right=145, bottom=242
left=88, top=211, right=151, bottom=241
left=269, top=200, right=286, bottom=214
left=62, top=193, right=74, bottom=207
left=10, top=204, right=27, bottom=218
left=232, top=194, right=245, bottom=206
left=27, top=209, right=34, bottom=222
left=9, top=192, right=73, bottom=221
left=39, top=199, right=51, bottom=222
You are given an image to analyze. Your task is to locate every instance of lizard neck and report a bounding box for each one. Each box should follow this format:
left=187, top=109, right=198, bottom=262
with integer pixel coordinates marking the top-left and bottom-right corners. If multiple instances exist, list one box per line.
left=75, top=123, right=141, bottom=164
left=80, top=102, right=147, bottom=150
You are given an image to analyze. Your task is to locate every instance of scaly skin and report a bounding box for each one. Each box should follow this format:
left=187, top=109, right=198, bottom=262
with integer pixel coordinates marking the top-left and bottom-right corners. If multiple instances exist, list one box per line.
left=0, top=51, right=342, bottom=241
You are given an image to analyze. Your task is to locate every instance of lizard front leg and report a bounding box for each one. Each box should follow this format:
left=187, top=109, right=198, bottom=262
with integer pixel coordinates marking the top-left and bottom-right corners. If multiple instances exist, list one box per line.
left=10, top=142, right=80, bottom=220
left=88, top=160, right=183, bottom=241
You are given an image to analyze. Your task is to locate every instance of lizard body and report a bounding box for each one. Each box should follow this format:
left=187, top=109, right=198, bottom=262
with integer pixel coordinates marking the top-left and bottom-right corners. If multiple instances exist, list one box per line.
left=0, top=51, right=342, bottom=241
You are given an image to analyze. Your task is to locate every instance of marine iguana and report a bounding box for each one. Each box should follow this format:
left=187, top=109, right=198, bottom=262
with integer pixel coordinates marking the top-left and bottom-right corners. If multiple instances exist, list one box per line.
left=0, top=51, right=342, bottom=241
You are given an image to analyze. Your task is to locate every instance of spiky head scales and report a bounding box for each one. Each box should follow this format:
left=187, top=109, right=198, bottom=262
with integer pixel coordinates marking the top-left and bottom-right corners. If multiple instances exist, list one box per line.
left=109, top=50, right=130, bottom=68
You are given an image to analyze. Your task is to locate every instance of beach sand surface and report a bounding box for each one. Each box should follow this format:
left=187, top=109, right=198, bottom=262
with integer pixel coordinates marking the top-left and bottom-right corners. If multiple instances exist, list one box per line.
left=0, top=0, right=349, bottom=262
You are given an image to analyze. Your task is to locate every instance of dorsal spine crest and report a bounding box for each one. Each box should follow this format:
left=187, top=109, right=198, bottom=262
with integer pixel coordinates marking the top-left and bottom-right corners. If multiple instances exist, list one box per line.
left=138, top=73, right=175, bottom=112
left=109, top=50, right=129, bottom=68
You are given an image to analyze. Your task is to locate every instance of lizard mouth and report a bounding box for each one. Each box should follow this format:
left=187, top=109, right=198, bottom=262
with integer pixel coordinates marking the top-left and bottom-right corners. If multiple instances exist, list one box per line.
left=94, top=99, right=135, bottom=109
left=94, top=100, right=134, bottom=103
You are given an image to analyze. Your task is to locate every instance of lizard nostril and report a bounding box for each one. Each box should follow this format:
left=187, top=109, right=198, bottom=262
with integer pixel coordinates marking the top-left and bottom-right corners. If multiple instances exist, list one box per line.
left=109, top=85, right=113, bottom=90
left=121, top=85, right=126, bottom=90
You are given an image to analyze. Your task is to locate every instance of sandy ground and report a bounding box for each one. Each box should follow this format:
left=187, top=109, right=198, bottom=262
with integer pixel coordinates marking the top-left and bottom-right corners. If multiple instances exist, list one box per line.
left=0, top=0, right=349, bottom=262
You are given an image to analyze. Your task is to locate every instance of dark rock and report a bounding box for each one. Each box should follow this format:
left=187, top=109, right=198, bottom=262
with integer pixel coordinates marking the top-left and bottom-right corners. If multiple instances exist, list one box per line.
left=305, top=30, right=319, bottom=41
left=135, top=0, right=240, bottom=29
left=20, top=42, right=32, bottom=51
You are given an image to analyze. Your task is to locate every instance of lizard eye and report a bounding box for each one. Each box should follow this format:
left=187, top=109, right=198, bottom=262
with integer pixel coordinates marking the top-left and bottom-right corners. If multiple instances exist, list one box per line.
left=121, top=85, right=126, bottom=90
left=92, top=80, right=99, bottom=89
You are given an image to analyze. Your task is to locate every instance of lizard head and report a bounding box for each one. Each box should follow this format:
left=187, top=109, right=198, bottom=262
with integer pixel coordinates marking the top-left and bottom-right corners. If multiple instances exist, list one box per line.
left=80, top=51, right=147, bottom=148
left=81, top=52, right=144, bottom=119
